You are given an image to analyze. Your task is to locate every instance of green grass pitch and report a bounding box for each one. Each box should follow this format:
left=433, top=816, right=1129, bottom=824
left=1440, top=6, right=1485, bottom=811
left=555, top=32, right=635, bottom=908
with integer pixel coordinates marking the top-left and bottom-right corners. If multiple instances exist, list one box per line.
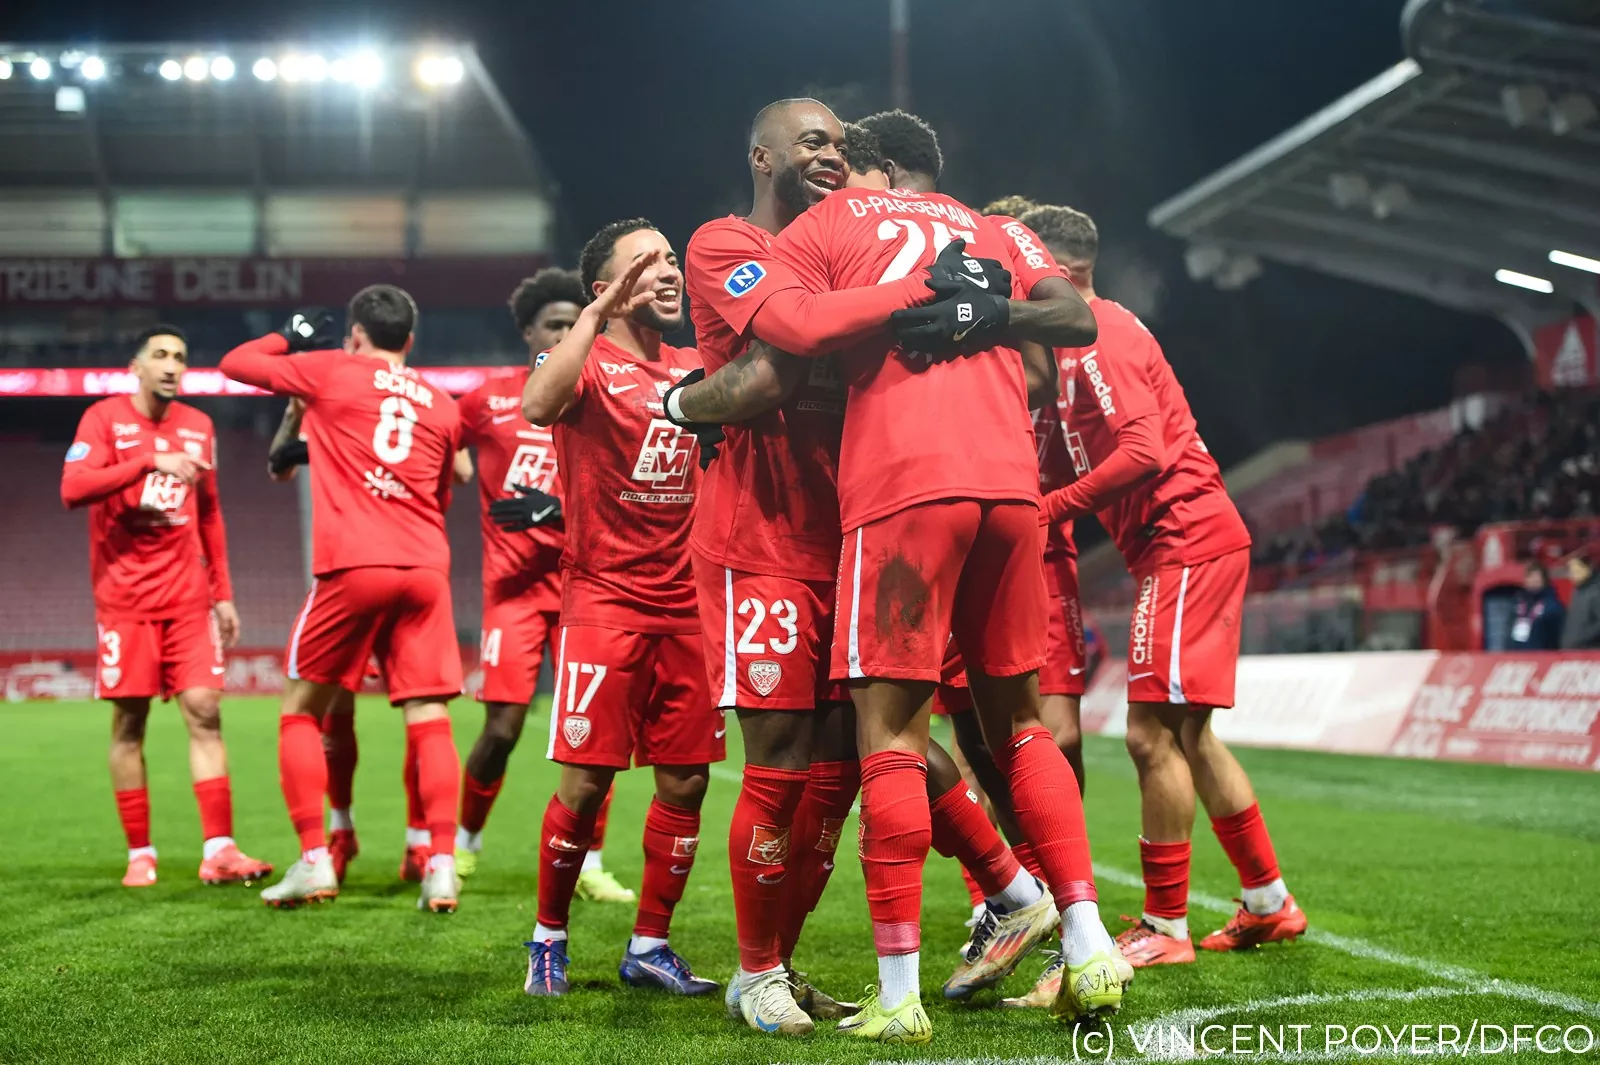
left=2, top=696, right=1598, bottom=1064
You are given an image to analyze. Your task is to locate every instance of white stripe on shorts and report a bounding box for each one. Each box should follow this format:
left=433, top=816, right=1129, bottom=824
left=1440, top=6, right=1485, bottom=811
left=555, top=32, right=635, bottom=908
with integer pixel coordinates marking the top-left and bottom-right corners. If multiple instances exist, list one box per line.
left=546, top=626, right=570, bottom=760
left=719, top=567, right=739, bottom=707
left=847, top=528, right=865, bottom=679
left=1168, top=566, right=1190, bottom=704
left=287, top=580, right=319, bottom=680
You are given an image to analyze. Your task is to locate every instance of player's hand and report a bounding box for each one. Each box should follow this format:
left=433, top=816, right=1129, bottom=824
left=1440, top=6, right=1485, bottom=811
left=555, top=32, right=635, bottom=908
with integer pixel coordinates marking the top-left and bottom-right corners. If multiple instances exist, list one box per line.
left=922, top=239, right=1012, bottom=302
left=489, top=484, right=563, bottom=532
left=888, top=284, right=1011, bottom=355
left=213, top=600, right=241, bottom=650
left=661, top=369, right=726, bottom=469
left=151, top=451, right=211, bottom=485
left=277, top=308, right=339, bottom=353
left=586, top=250, right=664, bottom=322
left=267, top=438, right=309, bottom=477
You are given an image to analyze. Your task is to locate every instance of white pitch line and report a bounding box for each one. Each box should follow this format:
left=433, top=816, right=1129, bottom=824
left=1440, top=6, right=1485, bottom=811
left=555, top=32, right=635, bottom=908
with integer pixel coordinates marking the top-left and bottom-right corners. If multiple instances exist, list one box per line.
left=1094, top=863, right=1600, bottom=1021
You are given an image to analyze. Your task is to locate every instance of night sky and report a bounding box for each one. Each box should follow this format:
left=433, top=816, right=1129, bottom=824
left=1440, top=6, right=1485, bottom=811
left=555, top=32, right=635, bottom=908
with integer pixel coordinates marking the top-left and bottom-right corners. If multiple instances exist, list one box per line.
left=7, top=0, right=1525, bottom=467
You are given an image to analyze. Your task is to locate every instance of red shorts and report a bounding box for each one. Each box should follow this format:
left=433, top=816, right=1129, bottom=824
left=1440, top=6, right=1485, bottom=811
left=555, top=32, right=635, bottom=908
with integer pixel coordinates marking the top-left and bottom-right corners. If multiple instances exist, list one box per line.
left=546, top=625, right=725, bottom=769
left=288, top=566, right=463, bottom=704
left=1127, top=548, right=1248, bottom=709
left=478, top=595, right=559, bottom=706
left=833, top=499, right=1047, bottom=683
left=931, top=639, right=972, bottom=716
left=94, top=609, right=222, bottom=700
left=1041, top=556, right=1087, bottom=697
left=692, top=555, right=848, bottom=710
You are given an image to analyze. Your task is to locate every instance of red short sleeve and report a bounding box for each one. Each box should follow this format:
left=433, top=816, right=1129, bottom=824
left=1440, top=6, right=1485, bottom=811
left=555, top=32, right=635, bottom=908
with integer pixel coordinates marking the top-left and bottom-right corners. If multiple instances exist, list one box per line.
left=985, top=216, right=1071, bottom=299
left=686, top=219, right=812, bottom=334
left=1080, top=315, right=1160, bottom=432
left=457, top=388, right=484, bottom=448
left=769, top=205, right=836, bottom=294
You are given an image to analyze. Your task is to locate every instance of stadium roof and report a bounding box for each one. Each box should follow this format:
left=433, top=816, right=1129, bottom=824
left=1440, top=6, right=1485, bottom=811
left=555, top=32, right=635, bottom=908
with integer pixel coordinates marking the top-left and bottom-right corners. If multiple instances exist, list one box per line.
left=1148, top=0, right=1600, bottom=347
left=0, top=42, right=555, bottom=195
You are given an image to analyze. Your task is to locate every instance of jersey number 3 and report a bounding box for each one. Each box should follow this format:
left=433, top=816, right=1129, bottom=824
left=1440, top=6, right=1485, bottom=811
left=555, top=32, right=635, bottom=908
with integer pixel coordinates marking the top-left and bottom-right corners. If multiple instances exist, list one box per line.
left=374, top=396, right=418, bottom=464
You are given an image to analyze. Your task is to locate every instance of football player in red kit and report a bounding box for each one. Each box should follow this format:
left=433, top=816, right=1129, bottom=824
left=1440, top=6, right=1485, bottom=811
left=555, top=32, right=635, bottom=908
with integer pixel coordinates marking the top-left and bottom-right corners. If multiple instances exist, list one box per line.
left=519, top=221, right=722, bottom=998
left=1029, top=204, right=1306, bottom=966
left=61, top=326, right=272, bottom=889
left=452, top=268, right=635, bottom=904
left=221, top=286, right=466, bottom=915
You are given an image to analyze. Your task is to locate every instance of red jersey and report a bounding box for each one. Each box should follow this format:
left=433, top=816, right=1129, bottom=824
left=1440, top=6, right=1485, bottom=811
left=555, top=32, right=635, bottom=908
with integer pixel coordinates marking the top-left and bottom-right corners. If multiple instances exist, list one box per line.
left=684, top=215, right=846, bottom=581
left=219, top=337, right=461, bottom=576
left=1033, top=401, right=1078, bottom=563
left=459, top=369, right=563, bottom=609
left=1060, top=298, right=1251, bottom=569
left=551, top=334, right=703, bottom=634
left=987, top=214, right=1072, bottom=298
left=61, top=396, right=232, bottom=618
left=766, top=189, right=1059, bottom=531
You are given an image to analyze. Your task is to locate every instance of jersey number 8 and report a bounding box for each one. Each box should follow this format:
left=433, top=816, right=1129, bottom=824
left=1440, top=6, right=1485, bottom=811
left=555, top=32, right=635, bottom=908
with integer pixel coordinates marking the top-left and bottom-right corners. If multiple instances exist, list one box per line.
left=374, top=396, right=419, bottom=464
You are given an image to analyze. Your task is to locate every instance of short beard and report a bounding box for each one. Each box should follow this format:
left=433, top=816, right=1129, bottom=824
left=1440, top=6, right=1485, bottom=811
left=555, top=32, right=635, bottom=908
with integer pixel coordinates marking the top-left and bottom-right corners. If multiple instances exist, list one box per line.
left=772, top=164, right=814, bottom=219
left=631, top=304, right=684, bottom=335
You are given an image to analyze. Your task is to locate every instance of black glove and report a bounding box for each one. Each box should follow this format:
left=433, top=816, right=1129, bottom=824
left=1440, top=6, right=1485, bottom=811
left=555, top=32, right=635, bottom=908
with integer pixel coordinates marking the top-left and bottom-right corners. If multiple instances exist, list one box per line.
left=923, top=238, right=1012, bottom=299
left=489, top=484, right=563, bottom=532
left=267, top=438, right=309, bottom=476
left=662, top=368, right=726, bottom=470
left=277, top=308, right=340, bottom=353
left=888, top=283, right=1011, bottom=355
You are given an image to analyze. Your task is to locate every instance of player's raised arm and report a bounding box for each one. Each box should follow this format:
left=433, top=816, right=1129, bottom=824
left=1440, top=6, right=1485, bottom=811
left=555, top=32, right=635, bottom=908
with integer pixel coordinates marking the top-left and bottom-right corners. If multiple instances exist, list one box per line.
left=521, top=250, right=661, bottom=426
left=266, top=397, right=307, bottom=482
left=664, top=339, right=804, bottom=425
left=219, top=309, right=341, bottom=395
left=1003, top=275, right=1098, bottom=348
left=60, top=407, right=155, bottom=508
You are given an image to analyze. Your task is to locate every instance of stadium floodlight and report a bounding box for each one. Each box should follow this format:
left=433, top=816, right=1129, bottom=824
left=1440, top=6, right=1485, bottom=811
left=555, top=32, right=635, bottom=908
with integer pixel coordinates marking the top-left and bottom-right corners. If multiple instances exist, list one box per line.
left=349, top=51, right=383, bottom=87
left=56, top=86, right=86, bottom=113
left=211, top=56, right=235, bottom=81
left=252, top=57, right=277, bottom=81
left=1550, top=249, right=1600, bottom=275
left=301, top=54, right=327, bottom=82
left=80, top=56, right=106, bottom=81
left=1495, top=269, right=1554, bottom=294
left=417, top=54, right=464, bottom=87
left=184, top=56, right=209, bottom=81
left=30, top=57, right=52, bottom=80
left=0, top=58, right=12, bottom=80
left=159, top=59, right=182, bottom=81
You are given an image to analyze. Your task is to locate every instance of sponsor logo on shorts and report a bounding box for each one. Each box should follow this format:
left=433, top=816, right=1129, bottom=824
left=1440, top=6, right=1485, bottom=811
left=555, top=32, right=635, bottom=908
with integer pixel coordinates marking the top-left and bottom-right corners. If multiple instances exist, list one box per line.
left=747, top=659, right=783, bottom=697
left=100, top=665, right=121, bottom=689
left=1131, top=574, right=1159, bottom=666
left=747, top=825, right=791, bottom=866
left=672, top=836, right=699, bottom=859
left=817, top=817, right=846, bottom=854
left=562, top=715, right=591, bottom=749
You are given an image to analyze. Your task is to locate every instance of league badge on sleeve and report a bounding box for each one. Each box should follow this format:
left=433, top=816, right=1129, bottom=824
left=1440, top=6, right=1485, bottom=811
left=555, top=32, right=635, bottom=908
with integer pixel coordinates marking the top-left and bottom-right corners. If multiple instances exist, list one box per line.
left=65, top=441, right=90, bottom=462
left=724, top=261, right=766, bottom=298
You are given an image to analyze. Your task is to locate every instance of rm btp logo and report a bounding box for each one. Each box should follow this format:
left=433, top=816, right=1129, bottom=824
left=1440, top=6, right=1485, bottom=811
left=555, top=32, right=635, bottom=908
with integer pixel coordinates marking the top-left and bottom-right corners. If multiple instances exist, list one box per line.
left=630, top=419, right=695, bottom=491
left=503, top=442, right=557, bottom=494
left=140, top=473, right=189, bottom=512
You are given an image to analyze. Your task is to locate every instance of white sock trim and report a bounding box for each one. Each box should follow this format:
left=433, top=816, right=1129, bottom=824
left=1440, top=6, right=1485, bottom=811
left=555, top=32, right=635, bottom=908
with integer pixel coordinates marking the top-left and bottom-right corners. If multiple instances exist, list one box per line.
left=303, top=846, right=330, bottom=865
left=1241, top=877, right=1289, bottom=915
left=532, top=922, right=568, bottom=942
left=877, top=950, right=920, bottom=1010
left=1142, top=911, right=1189, bottom=941
left=628, top=934, right=668, bottom=955
left=128, top=845, right=157, bottom=861
left=988, top=867, right=1045, bottom=913
left=405, top=827, right=429, bottom=848
left=201, top=836, right=234, bottom=861
left=329, top=808, right=354, bottom=832
left=1062, top=900, right=1111, bottom=967
left=581, top=849, right=603, bottom=873
left=456, top=826, right=482, bottom=853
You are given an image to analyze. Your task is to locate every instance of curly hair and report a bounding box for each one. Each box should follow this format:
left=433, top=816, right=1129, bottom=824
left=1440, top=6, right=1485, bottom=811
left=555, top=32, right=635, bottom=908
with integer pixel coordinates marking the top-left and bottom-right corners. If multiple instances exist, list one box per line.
left=842, top=122, right=884, bottom=176
left=858, top=109, right=942, bottom=181
left=508, top=268, right=585, bottom=332
left=981, top=195, right=1037, bottom=219
left=1020, top=204, right=1099, bottom=266
left=578, top=218, right=659, bottom=300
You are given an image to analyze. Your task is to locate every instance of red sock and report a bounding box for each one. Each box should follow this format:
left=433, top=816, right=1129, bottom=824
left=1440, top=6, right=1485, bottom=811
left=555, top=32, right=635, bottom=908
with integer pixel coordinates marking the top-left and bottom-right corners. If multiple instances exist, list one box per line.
left=1211, top=803, right=1281, bottom=888
left=407, top=718, right=459, bottom=858
left=192, top=776, right=233, bottom=841
left=930, top=779, right=1023, bottom=898
left=592, top=784, right=614, bottom=851
left=279, top=713, right=327, bottom=852
left=321, top=711, right=357, bottom=811
left=998, top=726, right=1096, bottom=907
left=403, top=728, right=424, bottom=833
left=459, top=771, right=504, bottom=835
left=1140, top=838, right=1191, bottom=919
left=779, top=759, right=859, bottom=959
left=730, top=765, right=808, bottom=972
left=635, top=798, right=702, bottom=938
left=1012, top=841, right=1047, bottom=885
left=859, top=750, right=929, bottom=957
left=960, top=865, right=985, bottom=908
left=536, top=796, right=597, bottom=930
left=114, top=787, right=150, bottom=850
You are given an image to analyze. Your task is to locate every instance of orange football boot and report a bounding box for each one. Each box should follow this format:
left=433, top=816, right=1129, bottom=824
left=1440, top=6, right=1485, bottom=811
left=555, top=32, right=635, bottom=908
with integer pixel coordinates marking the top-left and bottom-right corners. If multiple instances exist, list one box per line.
left=1115, top=917, right=1196, bottom=967
left=199, top=843, right=273, bottom=885
left=1200, top=894, right=1308, bottom=951
left=122, top=853, right=158, bottom=888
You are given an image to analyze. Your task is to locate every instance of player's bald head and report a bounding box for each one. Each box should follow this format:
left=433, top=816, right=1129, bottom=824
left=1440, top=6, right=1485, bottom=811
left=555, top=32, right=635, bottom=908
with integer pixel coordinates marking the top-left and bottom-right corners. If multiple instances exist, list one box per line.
left=749, top=97, right=838, bottom=151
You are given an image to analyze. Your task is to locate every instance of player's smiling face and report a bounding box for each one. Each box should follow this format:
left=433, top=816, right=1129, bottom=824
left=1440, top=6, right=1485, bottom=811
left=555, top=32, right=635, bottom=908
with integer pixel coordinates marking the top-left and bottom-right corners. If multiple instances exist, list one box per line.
left=607, top=228, right=684, bottom=334
left=131, top=335, right=187, bottom=402
left=772, top=108, right=847, bottom=215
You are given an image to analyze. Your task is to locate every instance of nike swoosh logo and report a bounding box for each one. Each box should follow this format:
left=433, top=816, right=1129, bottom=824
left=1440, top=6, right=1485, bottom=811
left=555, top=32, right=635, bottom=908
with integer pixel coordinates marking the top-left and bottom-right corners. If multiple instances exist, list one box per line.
left=713, top=727, right=727, bottom=739
left=528, top=506, right=557, bottom=523
left=115, top=440, right=140, bottom=449
left=1128, top=671, right=1155, bottom=681
left=951, top=321, right=978, bottom=344
left=608, top=383, right=638, bottom=395
left=822, top=860, right=835, bottom=872
left=492, top=413, right=518, bottom=424
left=669, top=865, right=691, bottom=875
left=1068, top=667, right=1086, bottom=675
left=211, top=667, right=226, bottom=675
left=958, top=270, right=990, bottom=290
left=755, top=873, right=786, bottom=885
